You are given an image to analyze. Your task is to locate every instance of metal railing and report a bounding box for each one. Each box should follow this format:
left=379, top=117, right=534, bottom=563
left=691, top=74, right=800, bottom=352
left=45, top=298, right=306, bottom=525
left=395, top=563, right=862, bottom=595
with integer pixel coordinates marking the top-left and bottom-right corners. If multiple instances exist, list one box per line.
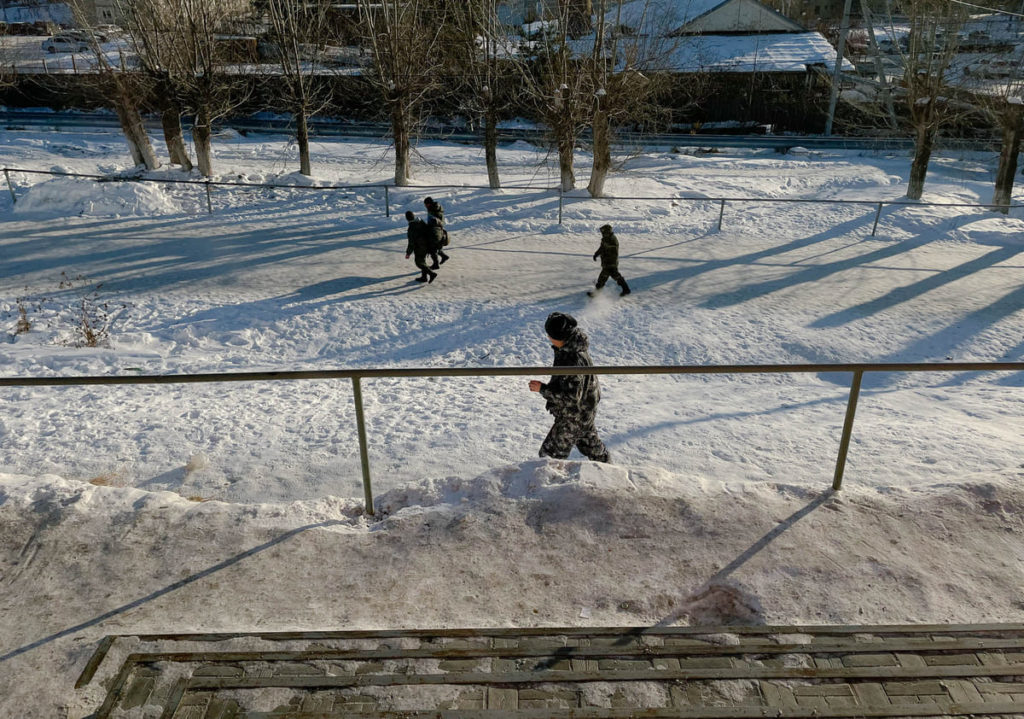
left=1, top=167, right=555, bottom=217
left=5, top=167, right=1020, bottom=230
left=556, top=191, right=1024, bottom=232
left=3, top=360, right=1021, bottom=515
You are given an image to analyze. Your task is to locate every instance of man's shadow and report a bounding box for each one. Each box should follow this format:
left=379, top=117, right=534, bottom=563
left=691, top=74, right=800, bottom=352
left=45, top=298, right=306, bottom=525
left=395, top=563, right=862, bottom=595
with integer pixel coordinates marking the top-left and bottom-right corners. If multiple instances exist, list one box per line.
left=531, top=490, right=837, bottom=669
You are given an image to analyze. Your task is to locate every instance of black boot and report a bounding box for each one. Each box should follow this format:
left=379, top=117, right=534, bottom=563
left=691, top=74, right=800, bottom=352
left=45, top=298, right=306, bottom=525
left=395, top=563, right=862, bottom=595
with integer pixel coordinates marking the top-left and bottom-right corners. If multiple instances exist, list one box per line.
left=415, top=275, right=428, bottom=282
left=439, top=251, right=450, bottom=265
left=428, top=271, right=437, bottom=283
left=619, top=280, right=631, bottom=296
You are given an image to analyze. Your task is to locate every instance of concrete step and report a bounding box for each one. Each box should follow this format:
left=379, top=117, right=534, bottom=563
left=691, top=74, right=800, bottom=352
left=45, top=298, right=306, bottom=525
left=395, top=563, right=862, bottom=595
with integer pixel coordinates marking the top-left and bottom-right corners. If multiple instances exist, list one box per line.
left=77, top=624, right=1024, bottom=718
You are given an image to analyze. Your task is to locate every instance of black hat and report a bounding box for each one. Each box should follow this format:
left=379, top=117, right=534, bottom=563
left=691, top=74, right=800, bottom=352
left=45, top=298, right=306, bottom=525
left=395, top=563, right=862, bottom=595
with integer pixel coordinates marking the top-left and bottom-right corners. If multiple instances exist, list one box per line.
left=424, top=196, right=434, bottom=204
left=405, top=210, right=415, bottom=221
left=544, top=312, right=578, bottom=341
left=600, top=224, right=613, bottom=233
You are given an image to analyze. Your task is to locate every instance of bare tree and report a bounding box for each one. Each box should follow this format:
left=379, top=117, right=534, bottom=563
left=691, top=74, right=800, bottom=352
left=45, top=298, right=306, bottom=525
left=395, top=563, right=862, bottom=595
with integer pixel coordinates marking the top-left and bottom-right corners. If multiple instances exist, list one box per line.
left=264, top=0, right=334, bottom=176
left=438, top=0, right=527, bottom=189
left=524, top=0, right=683, bottom=195
left=563, top=0, right=593, bottom=38
left=962, top=30, right=1024, bottom=213
left=154, top=0, right=252, bottom=177
left=69, top=1, right=162, bottom=170
left=523, top=4, right=594, bottom=191
left=892, top=0, right=969, bottom=199
left=117, top=0, right=193, bottom=169
left=359, top=0, right=450, bottom=186
left=991, top=93, right=1022, bottom=213
left=586, top=0, right=680, bottom=197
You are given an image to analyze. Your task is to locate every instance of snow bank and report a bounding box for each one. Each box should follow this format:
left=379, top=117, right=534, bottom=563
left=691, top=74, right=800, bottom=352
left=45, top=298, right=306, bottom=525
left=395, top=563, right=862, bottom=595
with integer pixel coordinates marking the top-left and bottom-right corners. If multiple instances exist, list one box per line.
left=2, top=462, right=1023, bottom=716
left=13, top=176, right=183, bottom=217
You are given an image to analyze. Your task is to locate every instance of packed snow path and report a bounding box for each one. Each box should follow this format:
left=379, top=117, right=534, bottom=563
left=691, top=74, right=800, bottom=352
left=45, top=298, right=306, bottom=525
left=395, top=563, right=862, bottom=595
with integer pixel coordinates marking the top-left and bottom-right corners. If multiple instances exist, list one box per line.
left=0, top=131, right=1022, bottom=717
left=1, top=135, right=1022, bottom=501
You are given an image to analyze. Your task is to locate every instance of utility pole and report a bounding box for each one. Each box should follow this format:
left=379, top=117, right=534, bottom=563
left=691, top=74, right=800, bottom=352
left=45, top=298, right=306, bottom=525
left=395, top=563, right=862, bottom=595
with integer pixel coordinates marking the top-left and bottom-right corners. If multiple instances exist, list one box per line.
left=860, top=0, right=898, bottom=129
left=825, top=0, right=854, bottom=136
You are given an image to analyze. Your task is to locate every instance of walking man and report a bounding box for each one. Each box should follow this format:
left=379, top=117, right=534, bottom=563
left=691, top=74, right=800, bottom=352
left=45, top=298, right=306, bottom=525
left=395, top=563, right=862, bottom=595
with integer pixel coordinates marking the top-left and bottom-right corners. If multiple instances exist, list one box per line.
left=405, top=211, right=437, bottom=283
left=528, top=312, right=610, bottom=462
left=424, top=196, right=450, bottom=268
left=589, top=224, right=631, bottom=297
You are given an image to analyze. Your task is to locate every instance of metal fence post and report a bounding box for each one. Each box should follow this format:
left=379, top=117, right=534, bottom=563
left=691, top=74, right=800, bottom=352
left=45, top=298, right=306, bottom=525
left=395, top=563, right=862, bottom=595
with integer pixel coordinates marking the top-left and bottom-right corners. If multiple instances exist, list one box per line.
left=717, top=199, right=726, bottom=230
left=832, top=369, right=864, bottom=491
left=4, top=169, right=16, bottom=205
left=871, top=202, right=883, bottom=236
left=558, top=185, right=564, bottom=225
left=384, top=185, right=390, bottom=217
left=204, top=181, right=213, bottom=214
left=351, top=376, right=374, bottom=516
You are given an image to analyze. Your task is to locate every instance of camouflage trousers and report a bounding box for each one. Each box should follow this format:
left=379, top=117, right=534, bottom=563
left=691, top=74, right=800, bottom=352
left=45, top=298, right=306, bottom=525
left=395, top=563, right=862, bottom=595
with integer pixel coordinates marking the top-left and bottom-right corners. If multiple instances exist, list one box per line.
left=596, top=266, right=628, bottom=290
left=540, top=411, right=610, bottom=463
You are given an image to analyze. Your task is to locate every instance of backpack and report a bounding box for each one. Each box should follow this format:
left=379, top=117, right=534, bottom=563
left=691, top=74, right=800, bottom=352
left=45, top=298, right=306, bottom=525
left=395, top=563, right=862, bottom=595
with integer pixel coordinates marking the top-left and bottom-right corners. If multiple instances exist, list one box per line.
left=441, top=228, right=450, bottom=247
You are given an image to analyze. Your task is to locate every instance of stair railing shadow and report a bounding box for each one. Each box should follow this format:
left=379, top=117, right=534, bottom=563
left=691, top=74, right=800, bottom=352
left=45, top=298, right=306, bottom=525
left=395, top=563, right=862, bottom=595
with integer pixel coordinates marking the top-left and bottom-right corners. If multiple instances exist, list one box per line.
left=0, top=519, right=347, bottom=664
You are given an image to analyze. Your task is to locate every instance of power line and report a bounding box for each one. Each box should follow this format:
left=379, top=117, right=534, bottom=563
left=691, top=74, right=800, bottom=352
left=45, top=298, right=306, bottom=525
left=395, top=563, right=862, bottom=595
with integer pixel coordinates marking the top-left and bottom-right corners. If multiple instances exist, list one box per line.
left=947, top=0, right=1024, bottom=17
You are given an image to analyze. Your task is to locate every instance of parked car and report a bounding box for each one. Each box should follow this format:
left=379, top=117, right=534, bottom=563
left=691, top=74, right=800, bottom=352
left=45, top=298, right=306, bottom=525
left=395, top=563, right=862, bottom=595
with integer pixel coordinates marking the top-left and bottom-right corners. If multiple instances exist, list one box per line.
left=41, top=35, right=90, bottom=53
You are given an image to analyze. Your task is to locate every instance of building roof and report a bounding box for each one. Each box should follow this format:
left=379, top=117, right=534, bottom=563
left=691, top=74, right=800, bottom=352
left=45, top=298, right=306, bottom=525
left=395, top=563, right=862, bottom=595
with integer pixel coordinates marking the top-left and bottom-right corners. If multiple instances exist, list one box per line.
left=661, top=31, right=853, bottom=72
left=607, top=0, right=804, bottom=36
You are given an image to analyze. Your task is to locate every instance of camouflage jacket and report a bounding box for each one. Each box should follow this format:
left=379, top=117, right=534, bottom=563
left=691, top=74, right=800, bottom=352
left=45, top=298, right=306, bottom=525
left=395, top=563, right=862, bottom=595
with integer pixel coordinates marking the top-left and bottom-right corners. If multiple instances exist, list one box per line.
left=539, top=329, right=601, bottom=417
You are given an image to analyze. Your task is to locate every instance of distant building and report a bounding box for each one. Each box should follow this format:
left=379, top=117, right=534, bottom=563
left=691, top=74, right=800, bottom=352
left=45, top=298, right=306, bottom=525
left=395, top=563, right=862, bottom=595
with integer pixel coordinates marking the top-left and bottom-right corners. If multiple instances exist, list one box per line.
left=602, top=0, right=853, bottom=131
left=74, top=0, right=121, bottom=25
left=605, top=0, right=848, bottom=74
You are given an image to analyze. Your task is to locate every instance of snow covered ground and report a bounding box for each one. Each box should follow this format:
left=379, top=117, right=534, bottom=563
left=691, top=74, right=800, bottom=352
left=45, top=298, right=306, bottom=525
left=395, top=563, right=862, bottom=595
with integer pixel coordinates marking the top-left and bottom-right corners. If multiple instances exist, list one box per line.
left=1, top=127, right=1023, bottom=716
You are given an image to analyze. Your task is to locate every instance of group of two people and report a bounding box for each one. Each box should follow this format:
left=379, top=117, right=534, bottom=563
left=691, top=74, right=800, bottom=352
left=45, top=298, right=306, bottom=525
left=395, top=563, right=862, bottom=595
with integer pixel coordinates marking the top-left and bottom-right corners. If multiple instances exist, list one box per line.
left=404, top=197, right=450, bottom=283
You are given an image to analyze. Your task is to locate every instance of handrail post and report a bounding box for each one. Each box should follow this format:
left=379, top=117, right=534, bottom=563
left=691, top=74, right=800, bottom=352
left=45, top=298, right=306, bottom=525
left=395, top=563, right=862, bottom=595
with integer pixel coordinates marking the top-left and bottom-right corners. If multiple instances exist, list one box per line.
left=558, top=185, right=563, bottom=225
left=351, top=376, right=374, bottom=515
left=204, top=181, right=213, bottom=214
left=832, top=369, right=864, bottom=491
left=4, top=169, right=16, bottom=205
left=384, top=185, right=390, bottom=217
left=871, top=202, right=883, bottom=236
left=717, top=199, right=726, bottom=230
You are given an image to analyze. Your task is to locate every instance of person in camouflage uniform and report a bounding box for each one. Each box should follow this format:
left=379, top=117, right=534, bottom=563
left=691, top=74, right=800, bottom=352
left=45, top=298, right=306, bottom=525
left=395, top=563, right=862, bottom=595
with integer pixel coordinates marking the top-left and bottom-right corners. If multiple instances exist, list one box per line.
left=423, top=196, right=450, bottom=269
left=404, top=211, right=437, bottom=283
left=590, top=224, right=631, bottom=296
left=528, top=312, right=610, bottom=462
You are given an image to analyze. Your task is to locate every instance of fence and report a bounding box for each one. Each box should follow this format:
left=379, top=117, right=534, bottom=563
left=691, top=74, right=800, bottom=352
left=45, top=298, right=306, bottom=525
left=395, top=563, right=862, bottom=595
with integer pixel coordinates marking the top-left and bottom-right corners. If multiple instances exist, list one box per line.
left=3, top=360, right=1021, bottom=515
left=5, top=167, right=1021, bottom=233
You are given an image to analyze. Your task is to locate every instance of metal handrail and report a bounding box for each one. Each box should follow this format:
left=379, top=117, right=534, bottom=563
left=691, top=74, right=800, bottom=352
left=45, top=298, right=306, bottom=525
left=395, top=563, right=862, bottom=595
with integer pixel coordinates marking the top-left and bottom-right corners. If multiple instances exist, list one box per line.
left=3, top=361, right=1021, bottom=514
left=1, top=167, right=555, bottom=217
left=5, top=168, right=1021, bottom=228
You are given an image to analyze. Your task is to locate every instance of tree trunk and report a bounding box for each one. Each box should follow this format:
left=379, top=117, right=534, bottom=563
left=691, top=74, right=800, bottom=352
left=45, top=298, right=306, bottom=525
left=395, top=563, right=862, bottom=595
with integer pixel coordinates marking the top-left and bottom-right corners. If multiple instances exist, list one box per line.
left=392, top=103, right=410, bottom=186
left=587, top=105, right=611, bottom=198
left=114, top=88, right=159, bottom=170
left=116, top=102, right=145, bottom=167
left=484, top=106, right=500, bottom=189
left=193, top=108, right=214, bottom=178
left=297, top=110, right=311, bottom=176
left=160, top=106, right=191, bottom=170
left=992, top=101, right=1022, bottom=214
left=906, top=123, right=934, bottom=200
left=558, top=135, right=575, bottom=192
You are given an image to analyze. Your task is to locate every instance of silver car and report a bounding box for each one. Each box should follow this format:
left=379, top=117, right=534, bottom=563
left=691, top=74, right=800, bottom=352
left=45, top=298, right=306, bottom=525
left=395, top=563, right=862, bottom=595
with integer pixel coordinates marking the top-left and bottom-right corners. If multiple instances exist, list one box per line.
left=41, top=35, right=91, bottom=53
